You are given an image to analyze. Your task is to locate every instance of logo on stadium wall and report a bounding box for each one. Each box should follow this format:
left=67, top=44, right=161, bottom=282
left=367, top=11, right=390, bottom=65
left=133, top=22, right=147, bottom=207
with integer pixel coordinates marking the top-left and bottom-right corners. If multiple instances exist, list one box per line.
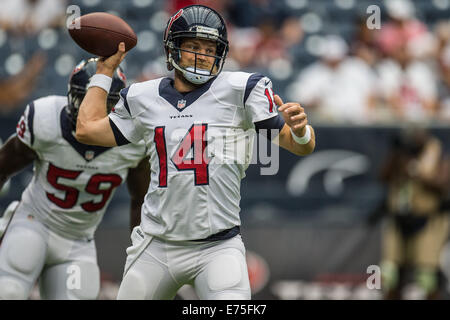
left=85, top=150, right=95, bottom=161
left=286, top=150, right=370, bottom=196
left=246, top=250, right=270, bottom=294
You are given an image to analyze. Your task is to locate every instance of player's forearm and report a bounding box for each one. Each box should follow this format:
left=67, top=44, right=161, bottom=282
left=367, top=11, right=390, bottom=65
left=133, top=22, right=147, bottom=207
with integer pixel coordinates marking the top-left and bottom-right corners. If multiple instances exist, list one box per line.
left=75, top=87, right=113, bottom=145
left=278, top=124, right=315, bottom=156
left=78, top=86, right=108, bottom=124
left=289, top=127, right=315, bottom=155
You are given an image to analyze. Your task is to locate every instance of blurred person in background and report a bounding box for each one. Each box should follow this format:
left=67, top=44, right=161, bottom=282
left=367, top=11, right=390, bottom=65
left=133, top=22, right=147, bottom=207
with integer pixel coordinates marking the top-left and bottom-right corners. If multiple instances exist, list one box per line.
left=374, top=0, right=440, bottom=122
left=378, top=127, right=450, bottom=299
left=0, top=52, right=46, bottom=113
left=434, top=20, right=450, bottom=56
left=352, top=17, right=381, bottom=68
left=0, top=0, right=66, bottom=35
left=251, top=16, right=286, bottom=69
left=0, top=58, right=149, bottom=299
left=376, top=39, right=439, bottom=122
left=279, top=15, right=304, bottom=58
left=436, top=36, right=450, bottom=121
left=376, top=0, right=435, bottom=61
left=227, top=27, right=261, bottom=70
left=226, top=0, right=276, bottom=28
left=288, top=35, right=377, bottom=124
left=227, top=14, right=302, bottom=71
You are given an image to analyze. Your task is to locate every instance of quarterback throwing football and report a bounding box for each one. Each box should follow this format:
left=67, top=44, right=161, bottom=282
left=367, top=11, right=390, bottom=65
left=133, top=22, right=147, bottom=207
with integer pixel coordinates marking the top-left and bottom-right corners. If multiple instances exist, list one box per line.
left=76, top=5, right=315, bottom=299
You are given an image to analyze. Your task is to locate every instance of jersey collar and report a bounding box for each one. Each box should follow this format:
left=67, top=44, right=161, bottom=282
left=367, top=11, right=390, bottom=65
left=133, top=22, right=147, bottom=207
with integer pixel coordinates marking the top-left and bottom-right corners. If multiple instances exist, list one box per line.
left=158, top=76, right=216, bottom=112
left=60, top=108, right=111, bottom=161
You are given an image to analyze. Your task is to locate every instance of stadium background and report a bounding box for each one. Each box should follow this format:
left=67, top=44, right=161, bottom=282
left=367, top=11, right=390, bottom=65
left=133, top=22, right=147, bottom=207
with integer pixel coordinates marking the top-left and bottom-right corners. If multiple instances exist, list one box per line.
left=0, top=0, right=449, bottom=299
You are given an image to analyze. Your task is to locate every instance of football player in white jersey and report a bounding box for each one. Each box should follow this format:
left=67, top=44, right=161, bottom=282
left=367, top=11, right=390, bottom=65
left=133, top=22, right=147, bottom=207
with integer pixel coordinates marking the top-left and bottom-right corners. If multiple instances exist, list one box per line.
left=76, top=5, right=315, bottom=299
left=0, top=58, right=150, bottom=300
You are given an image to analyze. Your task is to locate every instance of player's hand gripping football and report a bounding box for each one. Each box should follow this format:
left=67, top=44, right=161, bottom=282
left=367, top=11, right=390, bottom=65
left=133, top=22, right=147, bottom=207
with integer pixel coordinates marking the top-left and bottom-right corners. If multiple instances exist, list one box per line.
left=275, top=95, right=308, bottom=137
left=96, top=42, right=127, bottom=77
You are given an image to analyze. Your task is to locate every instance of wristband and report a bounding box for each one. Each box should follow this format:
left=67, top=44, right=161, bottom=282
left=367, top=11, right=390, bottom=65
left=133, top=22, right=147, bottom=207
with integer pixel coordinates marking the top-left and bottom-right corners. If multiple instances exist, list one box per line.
left=87, top=74, right=112, bottom=93
left=290, top=125, right=311, bottom=145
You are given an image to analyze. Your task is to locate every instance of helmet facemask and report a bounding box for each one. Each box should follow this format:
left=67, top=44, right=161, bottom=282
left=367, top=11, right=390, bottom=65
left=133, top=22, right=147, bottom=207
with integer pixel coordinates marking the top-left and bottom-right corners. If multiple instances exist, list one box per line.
left=163, top=4, right=229, bottom=85
left=166, top=29, right=228, bottom=85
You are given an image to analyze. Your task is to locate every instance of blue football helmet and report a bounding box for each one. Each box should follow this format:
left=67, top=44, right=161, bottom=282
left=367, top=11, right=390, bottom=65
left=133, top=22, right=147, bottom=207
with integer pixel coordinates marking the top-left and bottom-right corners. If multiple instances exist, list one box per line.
left=67, top=57, right=126, bottom=127
left=163, top=5, right=229, bottom=85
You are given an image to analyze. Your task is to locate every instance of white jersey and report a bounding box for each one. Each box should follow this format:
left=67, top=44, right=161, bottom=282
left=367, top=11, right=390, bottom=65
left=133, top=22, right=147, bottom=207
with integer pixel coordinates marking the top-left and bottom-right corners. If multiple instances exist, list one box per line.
left=16, top=96, right=148, bottom=240
left=109, top=71, right=279, bottom=241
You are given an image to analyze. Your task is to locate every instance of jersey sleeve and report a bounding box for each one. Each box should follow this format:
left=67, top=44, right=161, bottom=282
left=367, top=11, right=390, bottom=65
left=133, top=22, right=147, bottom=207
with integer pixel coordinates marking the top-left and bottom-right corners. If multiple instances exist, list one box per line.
left=244, top=73, right=278, bottom=123
left=108, top=86, right=145, bottom=145
left=16, top=102, right=36, bottom=149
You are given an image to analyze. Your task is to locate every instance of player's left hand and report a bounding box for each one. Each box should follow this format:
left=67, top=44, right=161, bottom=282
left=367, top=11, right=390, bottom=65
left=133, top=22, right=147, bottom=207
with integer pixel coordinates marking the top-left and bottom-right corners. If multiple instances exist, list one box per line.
left=275, top=95, right=308, bottom=137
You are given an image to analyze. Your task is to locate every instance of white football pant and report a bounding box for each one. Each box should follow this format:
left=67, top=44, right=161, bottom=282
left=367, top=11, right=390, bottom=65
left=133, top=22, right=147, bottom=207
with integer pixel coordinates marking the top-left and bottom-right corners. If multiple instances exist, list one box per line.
left=117, top=226, right=251, bottom=300
left=0, top=203, right=100, bottom=300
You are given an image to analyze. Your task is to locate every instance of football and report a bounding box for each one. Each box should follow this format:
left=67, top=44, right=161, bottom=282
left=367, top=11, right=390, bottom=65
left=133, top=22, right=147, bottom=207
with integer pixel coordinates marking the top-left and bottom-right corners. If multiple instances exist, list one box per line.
left=68, top=12, right=137, bottom=57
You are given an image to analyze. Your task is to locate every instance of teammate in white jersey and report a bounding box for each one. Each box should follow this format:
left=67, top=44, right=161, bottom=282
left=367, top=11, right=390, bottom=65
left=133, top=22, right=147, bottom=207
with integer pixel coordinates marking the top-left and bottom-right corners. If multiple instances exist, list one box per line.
left=0, top=58, right=150, bottom=299
left=76, top=5, right=315, bottom=299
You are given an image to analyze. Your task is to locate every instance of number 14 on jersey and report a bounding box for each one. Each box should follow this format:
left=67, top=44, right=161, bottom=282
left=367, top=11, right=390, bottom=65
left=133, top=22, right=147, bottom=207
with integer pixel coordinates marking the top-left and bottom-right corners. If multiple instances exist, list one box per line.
left=154, top=124, right=210, bottom=187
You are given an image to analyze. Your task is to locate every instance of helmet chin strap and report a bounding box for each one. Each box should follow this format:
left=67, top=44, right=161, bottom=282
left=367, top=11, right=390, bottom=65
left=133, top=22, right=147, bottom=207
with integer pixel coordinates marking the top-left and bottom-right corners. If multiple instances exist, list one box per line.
left=169, top=54, right=214, bottom=85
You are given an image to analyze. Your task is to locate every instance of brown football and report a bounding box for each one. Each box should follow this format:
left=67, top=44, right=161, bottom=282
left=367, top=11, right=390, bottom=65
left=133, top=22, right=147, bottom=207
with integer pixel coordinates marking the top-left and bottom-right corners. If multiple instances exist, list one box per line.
left=68, top=12, right=137, bottom=57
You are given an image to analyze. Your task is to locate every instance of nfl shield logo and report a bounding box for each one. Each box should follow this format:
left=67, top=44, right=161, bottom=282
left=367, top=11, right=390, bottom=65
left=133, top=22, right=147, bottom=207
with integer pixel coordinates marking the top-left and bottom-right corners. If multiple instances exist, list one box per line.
left=85, top=150, right=95, bottom=161
left=177, top=99, right=186, bottom=109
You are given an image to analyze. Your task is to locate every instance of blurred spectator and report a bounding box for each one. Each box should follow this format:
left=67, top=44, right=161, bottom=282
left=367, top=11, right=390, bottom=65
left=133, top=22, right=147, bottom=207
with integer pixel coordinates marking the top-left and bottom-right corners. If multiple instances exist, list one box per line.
left=378, top=127, right=450, bottom=299
left=376, top=0, right=436, bottom=60
left=434, top=21, right=450, bottom=54
left=0, top=0, right=67, bottom=35
left=437, top=42, right=450, bottom=121
left=228, top=27, right=261, bottom=70
left=253, top=16, right=287, bottom=68
left=0, top=52, right=46, bottom=113
left=226, top=0, right=277, bottom=28
left=352, top=18, right=380, bottom=67
left=228, top=14, right=302, bottom=71
left=288, top=35, right=377, bottom=124
left=376, top=40, right=439, bottom=122
left=280, top=16, right=304, bottom=50
left=434, top=22, right=450, bottom=121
